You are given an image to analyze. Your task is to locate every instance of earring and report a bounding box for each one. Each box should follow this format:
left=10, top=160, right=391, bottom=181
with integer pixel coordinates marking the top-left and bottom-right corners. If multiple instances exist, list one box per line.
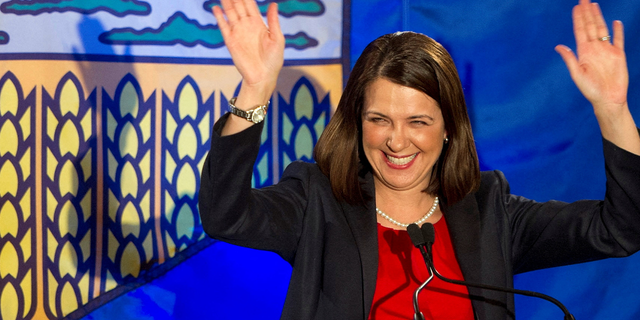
left=444, top=137, right=449, bottom=144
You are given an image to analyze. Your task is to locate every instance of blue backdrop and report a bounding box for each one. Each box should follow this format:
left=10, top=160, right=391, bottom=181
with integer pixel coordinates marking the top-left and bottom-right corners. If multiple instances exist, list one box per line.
left=84, top=0, right=640, bottom=319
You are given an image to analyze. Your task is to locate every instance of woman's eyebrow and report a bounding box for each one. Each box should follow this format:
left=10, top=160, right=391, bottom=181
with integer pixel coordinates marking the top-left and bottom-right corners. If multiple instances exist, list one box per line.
left=363, top=111, right=388, bottom=117
left=408, top=114, right=434, bottom=120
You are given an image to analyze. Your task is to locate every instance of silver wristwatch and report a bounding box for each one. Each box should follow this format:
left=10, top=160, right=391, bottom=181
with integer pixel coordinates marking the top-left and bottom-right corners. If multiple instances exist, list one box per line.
left=228, top=97, right=269, bottom=124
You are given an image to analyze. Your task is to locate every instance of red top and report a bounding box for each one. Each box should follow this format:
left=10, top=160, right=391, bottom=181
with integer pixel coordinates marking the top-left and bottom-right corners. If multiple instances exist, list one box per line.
left=368, top=216, right=475, bottom=319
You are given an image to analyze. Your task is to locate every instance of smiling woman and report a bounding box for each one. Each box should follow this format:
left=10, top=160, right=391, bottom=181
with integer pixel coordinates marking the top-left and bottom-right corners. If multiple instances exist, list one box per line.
left=361, top=78, right=447, bottom=226
left=199, top=0, right=640, bottom=319
left=315, top=31, right=480, bottom=208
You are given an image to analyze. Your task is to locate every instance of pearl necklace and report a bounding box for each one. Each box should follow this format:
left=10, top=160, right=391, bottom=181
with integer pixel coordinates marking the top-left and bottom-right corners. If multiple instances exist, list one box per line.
left=376, top=196, right=439, bottom=228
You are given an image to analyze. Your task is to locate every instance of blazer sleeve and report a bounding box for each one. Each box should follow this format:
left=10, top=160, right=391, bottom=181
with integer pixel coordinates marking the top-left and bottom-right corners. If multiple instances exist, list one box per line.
left=198, top=113, right=309, bottom=264
left=503, top=134, right=640, bottom=274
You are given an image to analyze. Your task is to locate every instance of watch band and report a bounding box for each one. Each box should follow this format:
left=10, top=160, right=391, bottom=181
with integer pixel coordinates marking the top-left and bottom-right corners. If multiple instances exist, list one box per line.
left=228, top=97, right=269, bottom=124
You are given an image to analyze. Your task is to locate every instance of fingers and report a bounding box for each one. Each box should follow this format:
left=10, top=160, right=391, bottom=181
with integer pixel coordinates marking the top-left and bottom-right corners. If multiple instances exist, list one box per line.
left=231, top=0, right=248, bottom=19
left=591, top=3, right=609, bottom=40
left=219, top=0, right=259, bottom=24
left=613, top=20, right=624, bottom=51
left=580, top=2, right=598, bottom=41
left=244, top=0, right=261, bottom=17
left=574, top=1, right=619, bottom=46
left=555, top=45, right=579, bottom=77
left=572, top=5, right=588, bottom=45
left=215, top=0, right=272, bottom=40
left=213, top=5, right=230, bottom=39
left=574, top=0, right=610, bottom=42
left=219, top=0, right=239, bottom=23
left=266, top=3, right=282, bottom=38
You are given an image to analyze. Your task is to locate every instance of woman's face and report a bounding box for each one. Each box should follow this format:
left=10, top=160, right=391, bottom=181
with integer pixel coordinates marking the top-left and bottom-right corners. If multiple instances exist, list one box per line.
left=361, top=78, right=446, bottom=192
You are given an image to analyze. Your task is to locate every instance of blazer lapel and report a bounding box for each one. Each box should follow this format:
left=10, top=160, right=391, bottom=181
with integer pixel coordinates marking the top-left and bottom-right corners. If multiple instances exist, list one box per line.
left=442, top=194, right=486, bottom=313
left=341, top=173, right=378, bottom=318
left=443, top=194, right=482, bottom=281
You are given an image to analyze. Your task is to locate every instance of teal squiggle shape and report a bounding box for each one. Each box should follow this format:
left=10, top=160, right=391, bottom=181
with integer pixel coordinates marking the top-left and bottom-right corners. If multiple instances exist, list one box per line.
left=204, top=0, right=324, bottom=18
left=0, top=31, right=8, bottom=44
left=99, top=11, right=317, bottom=50
left=99, top=12, right=224, bottom=48
left=0, top=0, right=150, bottom=17
left=285, top=32, right=318, bottom=50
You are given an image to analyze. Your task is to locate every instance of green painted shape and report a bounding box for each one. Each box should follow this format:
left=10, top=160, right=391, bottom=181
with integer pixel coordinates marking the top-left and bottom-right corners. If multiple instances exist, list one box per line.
left=282, top=113, right=293, bottom=145
left=256, top=153, right=268, bottom=185
left=314, top=111, right=325, bottom=138
left=257, top=0, right=323, bottom=15
left=106, top=109, right=117, bottom=142
left=294, top=124, right=313, bottom=160
left=260, top=114, right=269, bottom=144
left=5, top=0, right=148, bottom=14
left=119, top=82, right=139, bottom=118
left=286, top=35, right=312, bottom=47
left=176, top=203, right=195, bottom=240
left=206, top=0, right=322, bottom=16
left=294, top=84, right=313, bottom=120
left=106, top=14, right=223, bottom=46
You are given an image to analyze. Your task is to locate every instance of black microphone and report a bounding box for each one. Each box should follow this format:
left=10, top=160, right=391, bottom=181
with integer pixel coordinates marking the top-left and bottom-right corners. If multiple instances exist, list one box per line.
left=407, top=224, right=431, bottom=269
left=418, top=223, right=576, bottom=320
left=406, top=224, right=433, bottom=320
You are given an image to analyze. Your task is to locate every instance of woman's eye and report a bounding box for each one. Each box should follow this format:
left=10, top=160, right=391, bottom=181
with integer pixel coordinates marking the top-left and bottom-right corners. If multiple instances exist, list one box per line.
left=412, top=120, right=428, bottom=126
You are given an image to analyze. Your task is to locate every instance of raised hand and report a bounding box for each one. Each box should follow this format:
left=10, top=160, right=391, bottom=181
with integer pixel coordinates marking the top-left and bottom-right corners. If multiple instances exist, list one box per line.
left=555, top=0, right=639, bottom=155
left=213, top=0, right=285, bottom=135
left=555, top=0, right=627, bottom=112
left=213, top=0, right=285, bottom=104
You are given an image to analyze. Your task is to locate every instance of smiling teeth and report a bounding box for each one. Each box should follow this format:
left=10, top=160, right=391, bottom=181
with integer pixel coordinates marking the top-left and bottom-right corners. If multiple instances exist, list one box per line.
left=386, top=153, right=416, bottom=165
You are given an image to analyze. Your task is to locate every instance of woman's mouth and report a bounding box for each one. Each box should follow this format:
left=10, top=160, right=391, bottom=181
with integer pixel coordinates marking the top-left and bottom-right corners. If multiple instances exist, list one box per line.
left=385, top=153, right=417, bottom=166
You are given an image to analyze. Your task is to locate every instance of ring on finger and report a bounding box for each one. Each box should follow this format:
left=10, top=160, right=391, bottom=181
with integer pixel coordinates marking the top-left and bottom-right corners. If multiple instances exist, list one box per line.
left=598, top=35, right=611, bottom=42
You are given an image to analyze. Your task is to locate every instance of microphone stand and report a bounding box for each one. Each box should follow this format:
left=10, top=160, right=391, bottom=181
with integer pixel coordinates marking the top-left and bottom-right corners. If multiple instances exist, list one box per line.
left=407, top=224, right=434, bottom=320
left=418, top=223, right=576, bottom=320
left=413, top=271, right=434, bottom=320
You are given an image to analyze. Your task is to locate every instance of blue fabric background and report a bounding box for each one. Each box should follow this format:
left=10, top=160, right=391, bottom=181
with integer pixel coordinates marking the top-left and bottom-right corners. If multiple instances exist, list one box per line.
left=84, top=0, right=640, bottom=319
left=350, top=1, right=640, bottom=319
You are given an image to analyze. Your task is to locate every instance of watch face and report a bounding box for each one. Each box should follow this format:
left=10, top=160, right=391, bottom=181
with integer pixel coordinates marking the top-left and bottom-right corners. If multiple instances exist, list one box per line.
left=251, top=107, right=265, bottom=123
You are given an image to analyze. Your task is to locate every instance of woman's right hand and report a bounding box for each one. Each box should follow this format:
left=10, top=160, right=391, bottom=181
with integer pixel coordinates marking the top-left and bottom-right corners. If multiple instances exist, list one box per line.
left=213, top=0, right=284, bottom=105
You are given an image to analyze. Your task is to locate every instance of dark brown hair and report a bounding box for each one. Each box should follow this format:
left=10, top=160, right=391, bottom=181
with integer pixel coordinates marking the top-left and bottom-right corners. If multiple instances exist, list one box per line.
left=314, top=32, right=480, bottom=206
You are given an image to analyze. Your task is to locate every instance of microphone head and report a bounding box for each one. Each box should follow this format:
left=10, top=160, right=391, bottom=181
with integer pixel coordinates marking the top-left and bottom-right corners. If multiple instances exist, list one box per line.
left=407, top=223, right=426, bottom=247
left=421, top=223, right=435, bottom=245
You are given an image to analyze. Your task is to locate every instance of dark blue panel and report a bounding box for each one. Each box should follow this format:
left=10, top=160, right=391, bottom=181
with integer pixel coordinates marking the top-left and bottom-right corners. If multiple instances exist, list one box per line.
left=84, top=1, right=640, bottom=319
left=351, top=0, right=640, bottom=319
left=349, top=0, right=403, bottom=69
left=83, top=242, right=292, bottom=320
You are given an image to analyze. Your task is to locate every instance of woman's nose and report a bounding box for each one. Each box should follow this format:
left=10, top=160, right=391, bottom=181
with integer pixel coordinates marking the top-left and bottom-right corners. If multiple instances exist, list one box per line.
left=385, top=127, right=410, bottom=152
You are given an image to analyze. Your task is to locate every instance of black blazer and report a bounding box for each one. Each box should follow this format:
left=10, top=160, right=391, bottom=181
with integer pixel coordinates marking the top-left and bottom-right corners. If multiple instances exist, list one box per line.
left=199, top=114, right=640, bottom=319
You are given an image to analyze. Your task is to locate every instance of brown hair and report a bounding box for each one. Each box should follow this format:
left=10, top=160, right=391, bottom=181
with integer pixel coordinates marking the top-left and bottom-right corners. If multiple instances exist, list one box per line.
left=314, top=32, right=480, bottom=206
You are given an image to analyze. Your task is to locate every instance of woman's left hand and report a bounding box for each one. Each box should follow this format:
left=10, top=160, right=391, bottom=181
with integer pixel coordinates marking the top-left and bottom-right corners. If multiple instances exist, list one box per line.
left=555, top=0, right=627, bottom=112
left=556, top=0, right=640, bottom=155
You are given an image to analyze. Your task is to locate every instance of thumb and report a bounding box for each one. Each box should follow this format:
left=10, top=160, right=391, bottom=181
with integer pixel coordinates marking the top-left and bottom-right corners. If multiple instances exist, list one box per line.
left=555, top=45, right=580, bottom=77
left=266, top=3, right=282, bottom=39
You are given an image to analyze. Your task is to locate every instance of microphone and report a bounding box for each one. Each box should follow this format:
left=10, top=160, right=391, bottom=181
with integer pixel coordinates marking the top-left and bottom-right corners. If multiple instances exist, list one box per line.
left=416, top=223, right=576, bottom=320
left=406, top=224, right=434, bottom=320
left=407, top=224, right=432, bottom=268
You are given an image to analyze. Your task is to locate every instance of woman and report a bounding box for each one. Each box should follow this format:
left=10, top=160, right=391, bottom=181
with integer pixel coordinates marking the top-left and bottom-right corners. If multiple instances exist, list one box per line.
left=199, top=0, right=640, bottom=319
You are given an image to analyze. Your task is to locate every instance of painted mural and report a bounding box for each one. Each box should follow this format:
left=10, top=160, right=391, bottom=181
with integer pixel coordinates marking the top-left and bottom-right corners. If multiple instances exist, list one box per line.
left=0, top=0, right=348, bottom=319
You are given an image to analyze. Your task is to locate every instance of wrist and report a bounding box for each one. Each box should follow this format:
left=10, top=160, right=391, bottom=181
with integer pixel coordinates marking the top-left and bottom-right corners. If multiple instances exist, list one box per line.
left=234, top=81, right=274, bottom=111
left=593, top=101, right=628, bottom=120
left=228, top=97, right=269, bottom=124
